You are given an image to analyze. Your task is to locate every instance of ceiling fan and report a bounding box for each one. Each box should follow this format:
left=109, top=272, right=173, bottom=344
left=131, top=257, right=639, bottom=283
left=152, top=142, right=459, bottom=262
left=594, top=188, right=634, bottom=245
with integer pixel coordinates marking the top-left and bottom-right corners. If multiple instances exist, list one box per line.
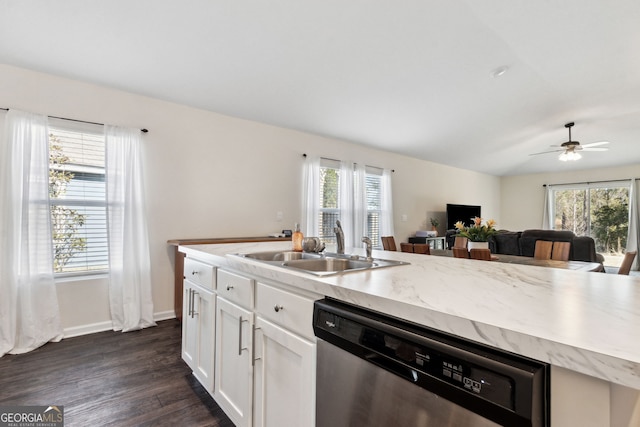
left=530, top=122, right=609, bottom=161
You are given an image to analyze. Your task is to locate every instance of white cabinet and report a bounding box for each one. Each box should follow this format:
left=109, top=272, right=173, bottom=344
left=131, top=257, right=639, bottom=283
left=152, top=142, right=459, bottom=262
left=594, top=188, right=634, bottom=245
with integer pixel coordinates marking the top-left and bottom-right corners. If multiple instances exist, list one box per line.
left=182, top=281, right=198, bottom=368
left=181, top=258, right=320, bottom=427
left=253, top=316, right=316, bottom=427
left=255, top=281, right=316, bottom=340
left=181, top=276, right=215, bottom=394
left=214, top=269, right=255, bottom=427
left=253, top=281, right=317, bottom=427
left=184, top=256, right=215, bottom=289
left=217, top=268, right=254, bottom=308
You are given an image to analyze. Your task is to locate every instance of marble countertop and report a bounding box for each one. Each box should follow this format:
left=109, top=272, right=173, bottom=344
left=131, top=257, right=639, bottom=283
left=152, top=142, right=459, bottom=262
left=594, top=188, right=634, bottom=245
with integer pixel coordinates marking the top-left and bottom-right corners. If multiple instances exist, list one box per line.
left=180, top=241, right=640, bottom=390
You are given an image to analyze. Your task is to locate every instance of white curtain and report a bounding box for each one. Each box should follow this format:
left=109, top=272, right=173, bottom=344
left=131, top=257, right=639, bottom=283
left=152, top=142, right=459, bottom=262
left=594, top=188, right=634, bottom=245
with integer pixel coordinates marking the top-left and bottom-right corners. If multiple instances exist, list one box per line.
left=542, top=185, right=553, bottom=229
left=339, top=160, right=356, bottom=248
left=105, top=125, right=155, bottom=332
left=0, top=110, right=63, bottom=356
left=380, top=168, right=395, bottom=238
left=352, top=164, right=367, bottom=248
left=626, top=179, right=639, bottom=270
left=302, top=156, right=320, bottom=237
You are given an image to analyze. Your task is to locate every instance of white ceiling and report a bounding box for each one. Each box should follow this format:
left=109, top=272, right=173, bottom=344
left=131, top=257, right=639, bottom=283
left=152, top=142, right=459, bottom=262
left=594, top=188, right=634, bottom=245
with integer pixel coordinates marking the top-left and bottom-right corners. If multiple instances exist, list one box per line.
left=2, top=0, right=640, bottom=176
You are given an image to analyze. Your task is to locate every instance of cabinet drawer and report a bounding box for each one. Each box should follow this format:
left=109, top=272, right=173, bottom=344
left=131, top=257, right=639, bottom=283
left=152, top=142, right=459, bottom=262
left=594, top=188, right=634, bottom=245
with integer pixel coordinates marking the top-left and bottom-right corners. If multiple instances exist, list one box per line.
left=256, top=282, right=315, bottom=340
left=217, top=269, right=254, bottom=309
left=184, top=257, right=215, bottom=290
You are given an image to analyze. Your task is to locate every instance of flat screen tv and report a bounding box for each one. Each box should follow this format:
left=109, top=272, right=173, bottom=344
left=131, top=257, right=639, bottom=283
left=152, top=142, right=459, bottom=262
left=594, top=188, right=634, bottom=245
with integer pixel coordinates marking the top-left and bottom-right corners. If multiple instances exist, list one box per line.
left=446, top=204, right=481, bottom=230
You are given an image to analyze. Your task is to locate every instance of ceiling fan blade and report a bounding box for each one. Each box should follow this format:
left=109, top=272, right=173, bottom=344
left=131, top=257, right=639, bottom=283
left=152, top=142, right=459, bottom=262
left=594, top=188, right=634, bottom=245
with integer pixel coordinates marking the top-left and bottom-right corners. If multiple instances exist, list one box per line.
left=581, top=141, right=609, bottom=148
left=529, top=149, right=563, bottom=156
left=581, top=147, right=609, bottom=152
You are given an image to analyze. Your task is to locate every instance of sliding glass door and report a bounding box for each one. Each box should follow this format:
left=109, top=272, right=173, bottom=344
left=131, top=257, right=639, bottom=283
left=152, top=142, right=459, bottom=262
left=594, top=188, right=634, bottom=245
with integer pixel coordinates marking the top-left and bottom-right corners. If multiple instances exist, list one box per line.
left=551, top=182, right=630, bottom=267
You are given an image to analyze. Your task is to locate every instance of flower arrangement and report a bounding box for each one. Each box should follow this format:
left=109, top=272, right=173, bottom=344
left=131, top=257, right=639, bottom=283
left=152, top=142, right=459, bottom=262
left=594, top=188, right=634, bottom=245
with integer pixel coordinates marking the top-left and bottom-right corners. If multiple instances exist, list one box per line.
left=454, top=217, right=497, bottom=242
left=430, top=217, right=439, bottom=228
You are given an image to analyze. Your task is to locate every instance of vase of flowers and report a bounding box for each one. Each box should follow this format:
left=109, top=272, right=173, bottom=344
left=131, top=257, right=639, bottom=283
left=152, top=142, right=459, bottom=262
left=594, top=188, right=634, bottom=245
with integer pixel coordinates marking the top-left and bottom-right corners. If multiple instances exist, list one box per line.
left=454, top=217, right=497, bottom=251
left=467, top=241, right=490, bottom=251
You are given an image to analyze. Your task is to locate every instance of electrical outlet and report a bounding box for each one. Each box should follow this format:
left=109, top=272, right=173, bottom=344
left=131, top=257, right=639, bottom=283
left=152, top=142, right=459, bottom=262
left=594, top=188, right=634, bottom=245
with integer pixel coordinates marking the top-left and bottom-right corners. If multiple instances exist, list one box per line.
left=401, top=214, right=408, bottom=222
left=276, top=211, right=283, bottom=221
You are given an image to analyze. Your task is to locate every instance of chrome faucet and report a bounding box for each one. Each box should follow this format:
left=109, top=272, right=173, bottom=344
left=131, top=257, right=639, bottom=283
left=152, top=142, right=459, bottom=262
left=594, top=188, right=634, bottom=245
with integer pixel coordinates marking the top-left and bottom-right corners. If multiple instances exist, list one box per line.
left=334, top=220, right=345, bottom=254
left=362, top=236, right=373, bottom=260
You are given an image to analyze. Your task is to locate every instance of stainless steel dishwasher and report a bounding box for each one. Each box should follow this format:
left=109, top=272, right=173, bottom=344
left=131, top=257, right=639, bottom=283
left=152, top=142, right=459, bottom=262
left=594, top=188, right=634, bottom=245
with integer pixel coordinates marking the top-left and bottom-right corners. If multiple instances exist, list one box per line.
left=313, top=298, right=549, bottom=427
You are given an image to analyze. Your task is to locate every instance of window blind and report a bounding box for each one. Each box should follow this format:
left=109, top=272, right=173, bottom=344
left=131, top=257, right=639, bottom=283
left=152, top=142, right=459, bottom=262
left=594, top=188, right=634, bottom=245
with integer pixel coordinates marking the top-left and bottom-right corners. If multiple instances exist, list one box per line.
left=318, top=163, right=340, bottom=244
left=49, top=121, right=108, bottom=275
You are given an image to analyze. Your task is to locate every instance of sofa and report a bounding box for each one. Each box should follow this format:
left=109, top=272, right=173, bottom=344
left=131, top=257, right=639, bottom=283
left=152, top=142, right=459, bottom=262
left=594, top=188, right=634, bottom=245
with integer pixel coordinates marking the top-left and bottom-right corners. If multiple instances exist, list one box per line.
left=445, top=229, right=603, bottom=263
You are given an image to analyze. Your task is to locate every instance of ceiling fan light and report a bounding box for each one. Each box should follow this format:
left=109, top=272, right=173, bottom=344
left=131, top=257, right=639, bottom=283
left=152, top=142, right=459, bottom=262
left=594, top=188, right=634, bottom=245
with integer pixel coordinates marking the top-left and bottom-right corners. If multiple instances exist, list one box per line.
left=559, top=150, right=581, bottom=161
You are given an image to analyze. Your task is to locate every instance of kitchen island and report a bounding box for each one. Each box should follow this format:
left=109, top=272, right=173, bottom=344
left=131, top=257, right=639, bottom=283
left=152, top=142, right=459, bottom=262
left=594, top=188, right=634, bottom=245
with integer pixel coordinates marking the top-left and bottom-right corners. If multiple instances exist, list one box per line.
left=179, top=241, right=640, bottom=426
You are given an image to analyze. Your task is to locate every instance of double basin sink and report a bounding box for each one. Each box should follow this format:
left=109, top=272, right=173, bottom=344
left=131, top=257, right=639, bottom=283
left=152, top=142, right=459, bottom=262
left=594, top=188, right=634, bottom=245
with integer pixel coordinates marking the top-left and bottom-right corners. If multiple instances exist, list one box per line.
left=234, top=250, right=408, bottom=276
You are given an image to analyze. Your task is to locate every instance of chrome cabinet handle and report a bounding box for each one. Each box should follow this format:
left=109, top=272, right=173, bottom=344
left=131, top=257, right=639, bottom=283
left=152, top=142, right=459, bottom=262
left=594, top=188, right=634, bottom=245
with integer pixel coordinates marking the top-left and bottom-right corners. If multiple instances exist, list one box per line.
left=238, top=316, right=243, bottom=355
left=191, top=290, right=199, bottom=316
left=238, top=317, right=250, bottom=356
left=186, top=289, right=192, bottom=317
left=274, top=304, right=284, bottom=312
left=253, top=326, right=262, bottom=366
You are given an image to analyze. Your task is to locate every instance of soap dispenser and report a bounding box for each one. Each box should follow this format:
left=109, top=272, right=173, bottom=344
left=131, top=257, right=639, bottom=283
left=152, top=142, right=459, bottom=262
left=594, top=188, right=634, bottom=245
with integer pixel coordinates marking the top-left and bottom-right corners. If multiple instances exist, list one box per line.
left=292, top=223, right=303, bottom=252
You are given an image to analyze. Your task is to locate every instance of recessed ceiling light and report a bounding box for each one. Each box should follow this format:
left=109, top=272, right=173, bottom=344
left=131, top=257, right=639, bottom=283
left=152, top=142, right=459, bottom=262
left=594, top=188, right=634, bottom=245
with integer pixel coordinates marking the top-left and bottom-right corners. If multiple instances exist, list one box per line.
left=490, top=66, right=509, bottom=78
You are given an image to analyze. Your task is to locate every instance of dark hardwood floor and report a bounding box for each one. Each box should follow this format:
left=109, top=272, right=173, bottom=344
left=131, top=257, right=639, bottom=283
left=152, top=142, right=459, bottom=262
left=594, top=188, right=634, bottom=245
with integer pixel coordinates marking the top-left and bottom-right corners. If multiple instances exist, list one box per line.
left=0, top=320, right=234, bottom=427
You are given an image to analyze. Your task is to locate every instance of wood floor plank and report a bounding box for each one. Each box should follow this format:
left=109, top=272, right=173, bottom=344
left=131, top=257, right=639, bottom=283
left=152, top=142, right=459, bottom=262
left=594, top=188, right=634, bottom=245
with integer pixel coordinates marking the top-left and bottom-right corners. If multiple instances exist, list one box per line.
left=0, top=320, right=234, bottom=427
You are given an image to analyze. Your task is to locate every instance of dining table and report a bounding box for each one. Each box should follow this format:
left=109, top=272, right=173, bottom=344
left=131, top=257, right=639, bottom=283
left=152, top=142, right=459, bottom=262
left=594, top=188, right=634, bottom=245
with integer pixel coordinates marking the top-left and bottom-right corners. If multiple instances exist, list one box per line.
left=430, top=249, right=604, bottom=272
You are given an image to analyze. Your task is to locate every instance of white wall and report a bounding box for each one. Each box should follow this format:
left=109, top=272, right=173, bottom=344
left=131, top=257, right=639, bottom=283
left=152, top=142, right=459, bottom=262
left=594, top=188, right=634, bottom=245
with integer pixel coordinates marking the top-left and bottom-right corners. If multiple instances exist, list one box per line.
left=391, top=156, right=501, bottom=237
left=500, top=164, right=640, bottom=231
left=0, top=64, right=501, bottom=334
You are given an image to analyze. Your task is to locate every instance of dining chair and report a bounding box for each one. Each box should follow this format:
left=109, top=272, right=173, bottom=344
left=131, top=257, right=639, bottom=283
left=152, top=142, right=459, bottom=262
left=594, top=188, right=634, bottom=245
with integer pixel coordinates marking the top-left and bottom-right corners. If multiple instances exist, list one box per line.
left=470, top=248, right=492, bottom=261
left=551, top=241, right=571, bottom=261
left=381, top=236, right=397, bottom=251
left=453, top=236, right=468, bottom=248
left=413, top=243, right=430, bottom=255
left=453, top=247, right=469, bottom=259
left=534, top=240, right=553, bottom=260
left=400, top=242, right=414, bottom=253
left=617, top=251, right=637, bottom=275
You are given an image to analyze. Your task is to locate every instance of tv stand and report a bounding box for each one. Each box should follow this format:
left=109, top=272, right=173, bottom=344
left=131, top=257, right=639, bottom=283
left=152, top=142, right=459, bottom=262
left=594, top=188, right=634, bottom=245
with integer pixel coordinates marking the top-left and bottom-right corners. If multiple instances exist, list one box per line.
left=408, top=236, right=446, bottom=250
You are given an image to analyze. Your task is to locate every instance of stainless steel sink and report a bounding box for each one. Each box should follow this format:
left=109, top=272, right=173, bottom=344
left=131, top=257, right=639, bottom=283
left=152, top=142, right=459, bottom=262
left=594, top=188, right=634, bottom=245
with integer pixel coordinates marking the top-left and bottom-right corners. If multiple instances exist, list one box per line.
left=241, top=250, right=321, bottom=261
left=235, top=251, right=408, bottom=276
left=283, top=257, right=374, bottom=273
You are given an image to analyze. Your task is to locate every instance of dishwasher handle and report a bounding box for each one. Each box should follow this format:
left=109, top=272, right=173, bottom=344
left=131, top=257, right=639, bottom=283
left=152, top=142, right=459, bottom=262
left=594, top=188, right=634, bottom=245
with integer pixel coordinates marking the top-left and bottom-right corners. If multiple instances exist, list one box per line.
left=365, top=353, right=418, bottom=383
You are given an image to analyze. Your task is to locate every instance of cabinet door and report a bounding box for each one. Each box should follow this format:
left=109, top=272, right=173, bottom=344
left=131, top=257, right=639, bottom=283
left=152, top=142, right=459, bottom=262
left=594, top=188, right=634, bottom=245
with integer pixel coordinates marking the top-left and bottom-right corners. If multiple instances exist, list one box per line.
left=254, top=316, right=316, bottom=427
left=215, top=297, right=254, bottom=427
left=181, top=282, right=198, bottom=369
left=193, top=284, right=215, bottom=393
left=182, top=280, right=215, bottom=394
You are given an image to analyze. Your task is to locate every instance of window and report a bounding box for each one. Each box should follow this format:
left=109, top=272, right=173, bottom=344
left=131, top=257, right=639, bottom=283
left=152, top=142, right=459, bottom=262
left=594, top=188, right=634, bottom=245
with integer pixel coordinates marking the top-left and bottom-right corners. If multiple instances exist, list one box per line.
left=365, top=167, right=383, bottom=248
left=551, top=182, right=630, bottom=267
left=316, top=160, right=388, bottom=248
left=48, top=120, right=108, bottom=275
left=318, top=161, right=340, bottom=245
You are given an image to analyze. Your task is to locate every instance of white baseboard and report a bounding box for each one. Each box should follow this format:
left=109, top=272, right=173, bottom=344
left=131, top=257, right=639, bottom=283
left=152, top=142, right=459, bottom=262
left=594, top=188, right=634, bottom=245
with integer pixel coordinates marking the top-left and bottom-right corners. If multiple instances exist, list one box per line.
left=62, top=310, right=177, bottom=338
left=153, top=310, right=176, bottom=322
